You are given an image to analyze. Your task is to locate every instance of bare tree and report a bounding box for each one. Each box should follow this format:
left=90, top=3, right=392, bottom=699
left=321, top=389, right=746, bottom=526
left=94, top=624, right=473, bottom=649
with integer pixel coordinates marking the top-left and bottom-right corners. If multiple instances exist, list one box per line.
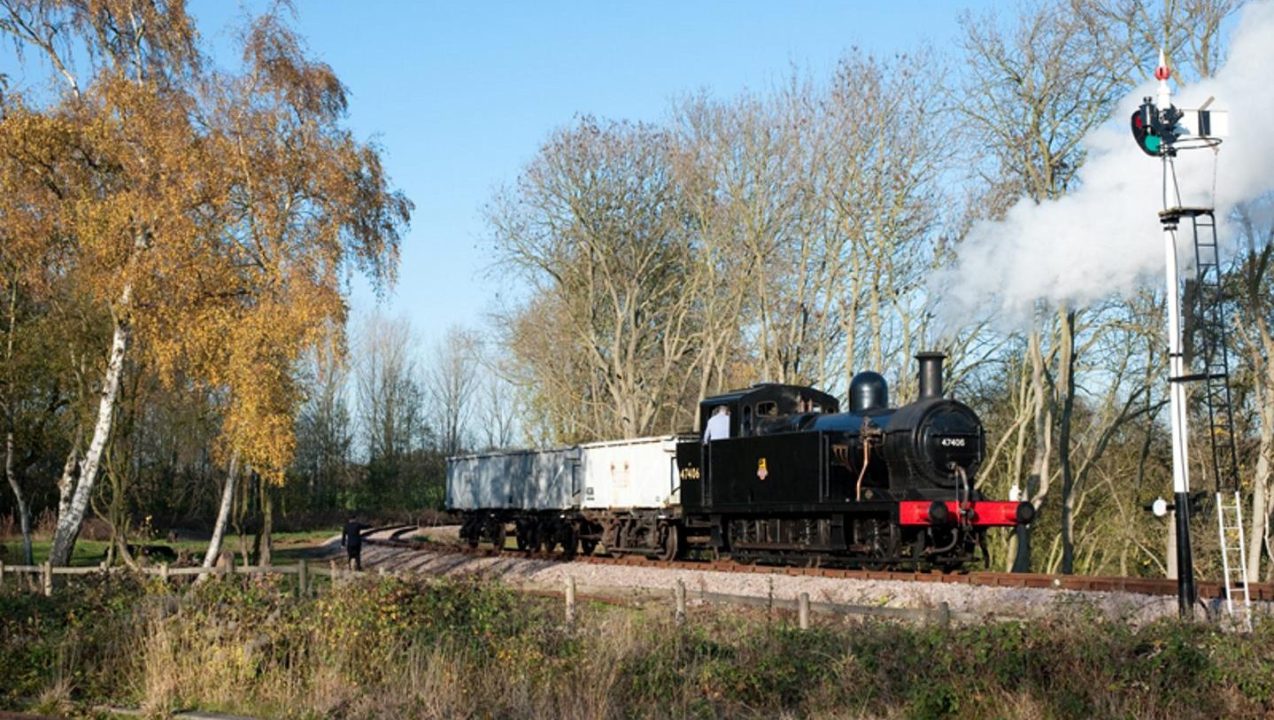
left=1071, top=0, right=1239, bottom=82
left=474, top=367, right=519, bottom=451
left=489, top=118, right=702, bottom=441
left=425, top=326, right=481, bottom=455
left=821, top=49, right=952, bottom=395
left=953, top=1, right=1164, bottom=573
left=354, top=313, right=426, bottom=506
left=293, top=333, right=353, bottom=507
left=1229, top=199, right=1274, bottom=580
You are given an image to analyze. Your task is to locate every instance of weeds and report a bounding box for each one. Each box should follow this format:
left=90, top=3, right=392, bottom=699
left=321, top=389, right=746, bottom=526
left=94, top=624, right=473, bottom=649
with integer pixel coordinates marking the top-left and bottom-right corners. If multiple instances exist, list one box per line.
left=1, top=575, right=1272, bottom=719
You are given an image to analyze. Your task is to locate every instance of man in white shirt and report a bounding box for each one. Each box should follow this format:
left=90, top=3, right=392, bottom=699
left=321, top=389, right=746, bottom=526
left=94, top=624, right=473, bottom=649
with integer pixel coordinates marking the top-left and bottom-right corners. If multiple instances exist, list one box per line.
left=703, top=405, right=731, bottom=444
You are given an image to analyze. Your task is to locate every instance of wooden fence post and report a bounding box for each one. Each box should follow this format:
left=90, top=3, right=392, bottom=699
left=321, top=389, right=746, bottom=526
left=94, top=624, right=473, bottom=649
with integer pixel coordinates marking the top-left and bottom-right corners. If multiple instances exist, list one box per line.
left=0, top=560, right=5, bottom=590
left=159, top=563, right=170, bottom=586
left=675, top=579, right=687, bottom=626
left=935, top=601, right=951, bottom=628
left=298, top=560, right=309, bottom=597
left=329, top=559, right=339, bottom=586
left=42, top=561, right=53, bottom=597
left=565, top=576, right=576, bottom=627
left=798, top=592, right=810, bottom=630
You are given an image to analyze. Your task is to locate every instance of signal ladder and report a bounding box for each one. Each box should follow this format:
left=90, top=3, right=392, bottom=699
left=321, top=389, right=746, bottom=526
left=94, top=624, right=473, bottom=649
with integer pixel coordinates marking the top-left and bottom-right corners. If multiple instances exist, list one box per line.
left=1166, top=207, right=1251, bottom=629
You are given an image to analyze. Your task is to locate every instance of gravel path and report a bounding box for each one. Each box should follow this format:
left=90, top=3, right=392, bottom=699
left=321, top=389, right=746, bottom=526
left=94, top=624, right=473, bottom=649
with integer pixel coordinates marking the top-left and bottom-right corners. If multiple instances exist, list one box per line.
left=340, top=527, right=1215, bottom=626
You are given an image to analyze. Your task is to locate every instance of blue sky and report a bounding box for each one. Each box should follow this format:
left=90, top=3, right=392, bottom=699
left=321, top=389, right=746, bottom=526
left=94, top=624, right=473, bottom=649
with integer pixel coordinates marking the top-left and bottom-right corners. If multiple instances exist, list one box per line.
left=193, top=1, right=1001, bottom=349
left=8, top=1, right=998, bottom=348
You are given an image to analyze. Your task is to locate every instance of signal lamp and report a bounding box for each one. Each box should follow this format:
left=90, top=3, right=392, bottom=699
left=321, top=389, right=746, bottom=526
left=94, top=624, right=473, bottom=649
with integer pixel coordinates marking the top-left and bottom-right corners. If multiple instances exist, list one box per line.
left=1131, top=101, right=1162, bottom=156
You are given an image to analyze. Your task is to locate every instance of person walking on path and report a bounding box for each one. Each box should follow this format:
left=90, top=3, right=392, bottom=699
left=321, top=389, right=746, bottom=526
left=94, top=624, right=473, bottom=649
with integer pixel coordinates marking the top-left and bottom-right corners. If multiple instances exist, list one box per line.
left=342, top=515, right=369, bottom=571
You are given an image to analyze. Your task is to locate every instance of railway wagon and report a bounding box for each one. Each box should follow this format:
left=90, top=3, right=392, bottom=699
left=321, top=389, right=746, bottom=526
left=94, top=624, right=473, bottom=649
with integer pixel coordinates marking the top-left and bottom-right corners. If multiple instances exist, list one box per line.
left=448, top=436, right=681, bottom=557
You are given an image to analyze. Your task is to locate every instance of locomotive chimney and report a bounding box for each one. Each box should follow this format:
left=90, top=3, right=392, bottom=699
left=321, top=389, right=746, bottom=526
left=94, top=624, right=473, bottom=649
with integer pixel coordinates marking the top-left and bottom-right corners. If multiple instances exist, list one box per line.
left=916, top=351, right=945, bottom=400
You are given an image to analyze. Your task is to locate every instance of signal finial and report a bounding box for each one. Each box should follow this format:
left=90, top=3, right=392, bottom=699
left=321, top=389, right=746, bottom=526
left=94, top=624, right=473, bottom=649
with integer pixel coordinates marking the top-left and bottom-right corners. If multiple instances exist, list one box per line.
left=1154, top=49, right=1171, bottom=81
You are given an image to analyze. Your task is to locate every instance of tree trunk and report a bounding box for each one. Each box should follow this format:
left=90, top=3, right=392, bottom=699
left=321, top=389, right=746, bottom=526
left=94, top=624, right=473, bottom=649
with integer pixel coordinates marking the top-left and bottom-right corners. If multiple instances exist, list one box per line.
left=2, top=280, right=33, bottom=565
left=1014, top=328, right=1053, bottom=573
left=4, top=429, right=34, bottom=565
left=50, top=293, right=131, bottom=567
left=201, top=451, right=239, bottom=570
left=257, top=477, right=274, bottom=567
left=1058, top=309, right=1078, bottom=574
left=56, top=429, right=80, bottom=523
left=1249, top=378, right=1271, bottom=581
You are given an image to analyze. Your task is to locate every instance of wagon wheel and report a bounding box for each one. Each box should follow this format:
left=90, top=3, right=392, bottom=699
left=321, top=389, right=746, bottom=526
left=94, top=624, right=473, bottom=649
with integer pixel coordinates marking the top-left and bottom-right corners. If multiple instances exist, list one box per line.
left=463, top=519, right=479, bottom=549
left=517, top=520, right=541, bottom=553
left=558, top=524, right=579, bottom=560
left=488, top=520, right=507, bottom=553
left=580, top=538, right=598, bottom=557
left=656, top=523, right=680, bottom=562
left=515, top=521, right=529, bottom=551
left=600, top=523, right=620, bottom=555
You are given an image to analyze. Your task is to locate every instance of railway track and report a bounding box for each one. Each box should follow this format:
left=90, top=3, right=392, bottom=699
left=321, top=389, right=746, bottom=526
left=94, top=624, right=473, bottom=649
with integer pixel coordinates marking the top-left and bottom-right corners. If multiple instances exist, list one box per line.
left=369, top=529, right=1274, bottom=602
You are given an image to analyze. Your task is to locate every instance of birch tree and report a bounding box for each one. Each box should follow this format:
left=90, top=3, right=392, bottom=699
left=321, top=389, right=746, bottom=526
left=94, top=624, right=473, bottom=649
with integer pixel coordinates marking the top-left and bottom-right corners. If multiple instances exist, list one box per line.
left=1, top=0, right=204, bottom=566
left=1, top=1, right=408, bottom=565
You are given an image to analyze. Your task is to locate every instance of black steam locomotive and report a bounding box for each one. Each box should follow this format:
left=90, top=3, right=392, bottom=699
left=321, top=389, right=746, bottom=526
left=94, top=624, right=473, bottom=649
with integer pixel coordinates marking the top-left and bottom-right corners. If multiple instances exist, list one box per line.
left=667, top=352, right=1034, bottom=568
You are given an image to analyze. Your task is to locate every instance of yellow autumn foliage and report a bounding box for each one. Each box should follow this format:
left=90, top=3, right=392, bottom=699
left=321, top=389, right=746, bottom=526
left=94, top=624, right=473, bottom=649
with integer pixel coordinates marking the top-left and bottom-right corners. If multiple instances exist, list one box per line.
left=0, top=2, right=410, bottom=485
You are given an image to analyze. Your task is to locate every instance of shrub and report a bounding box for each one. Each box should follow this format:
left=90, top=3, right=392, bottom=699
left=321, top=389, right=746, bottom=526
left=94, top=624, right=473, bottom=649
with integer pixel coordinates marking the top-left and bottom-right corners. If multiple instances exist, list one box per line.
left=3, top=574, right=1273, bottom=720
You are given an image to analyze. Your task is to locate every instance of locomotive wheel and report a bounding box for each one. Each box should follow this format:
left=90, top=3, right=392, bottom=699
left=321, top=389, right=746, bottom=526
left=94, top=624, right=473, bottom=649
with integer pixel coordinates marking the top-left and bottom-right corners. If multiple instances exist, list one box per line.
left=580, top=539, right=598, bottom=556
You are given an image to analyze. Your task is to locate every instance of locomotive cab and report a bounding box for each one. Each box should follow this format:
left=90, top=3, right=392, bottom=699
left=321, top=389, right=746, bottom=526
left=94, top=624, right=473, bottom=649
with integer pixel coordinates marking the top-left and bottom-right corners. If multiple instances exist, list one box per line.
left=696, top=383, right=839, bottom=439
left=678, top=384, right=838, bottom=515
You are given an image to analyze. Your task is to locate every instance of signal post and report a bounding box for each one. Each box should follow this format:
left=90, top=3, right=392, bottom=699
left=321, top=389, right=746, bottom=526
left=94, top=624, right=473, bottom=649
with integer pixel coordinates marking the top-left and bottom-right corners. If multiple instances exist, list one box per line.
left=1132, top=52, right=1229, bottom=619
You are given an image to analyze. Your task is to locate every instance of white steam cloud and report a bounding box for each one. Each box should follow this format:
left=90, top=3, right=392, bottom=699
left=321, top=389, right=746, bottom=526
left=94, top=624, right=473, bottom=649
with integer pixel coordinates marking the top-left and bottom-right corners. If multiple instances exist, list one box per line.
left=935, top=0, right=1274, bottom=328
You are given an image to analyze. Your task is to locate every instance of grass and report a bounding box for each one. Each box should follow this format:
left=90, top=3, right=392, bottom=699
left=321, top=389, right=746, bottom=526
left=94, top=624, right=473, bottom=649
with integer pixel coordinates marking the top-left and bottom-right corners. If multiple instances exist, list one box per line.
left=2, top=572, right=1273, bottom=719
left=1, top=530, right=343, bottom=567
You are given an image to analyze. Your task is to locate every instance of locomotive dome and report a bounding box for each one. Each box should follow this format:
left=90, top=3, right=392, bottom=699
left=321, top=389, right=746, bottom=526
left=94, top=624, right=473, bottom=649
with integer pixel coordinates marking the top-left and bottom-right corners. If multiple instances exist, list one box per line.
left=849, top=371, right=889, bottom=413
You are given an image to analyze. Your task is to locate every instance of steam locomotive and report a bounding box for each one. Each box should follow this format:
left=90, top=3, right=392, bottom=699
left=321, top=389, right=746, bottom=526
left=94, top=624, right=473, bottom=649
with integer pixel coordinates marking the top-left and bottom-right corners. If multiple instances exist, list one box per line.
left=446, top=352, right=1034, bottom=570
